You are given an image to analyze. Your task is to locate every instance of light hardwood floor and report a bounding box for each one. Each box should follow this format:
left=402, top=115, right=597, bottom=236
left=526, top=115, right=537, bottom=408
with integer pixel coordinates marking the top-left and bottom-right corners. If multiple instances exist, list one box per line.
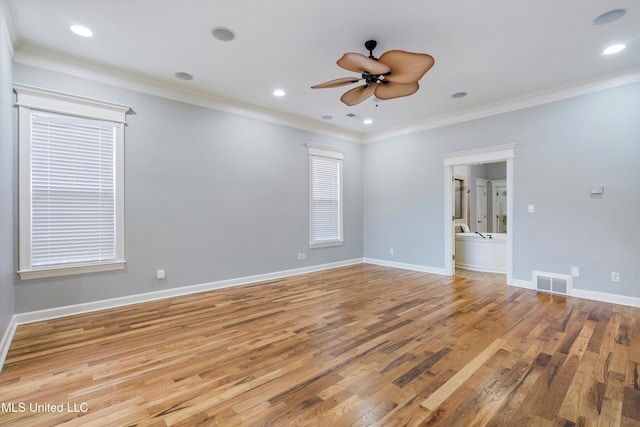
left=1, top=264, right=639, bottom=426
left=453, top=268, right=506, bottom=285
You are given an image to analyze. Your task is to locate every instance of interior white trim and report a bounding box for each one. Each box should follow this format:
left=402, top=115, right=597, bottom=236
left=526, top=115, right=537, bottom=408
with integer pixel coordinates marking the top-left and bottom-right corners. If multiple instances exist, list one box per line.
left=14, top=83, right=131, bottom=122
left=363, top=67, right=640, bottom=143
left=13, top=258, right=364, bottom=325
left=18, top=261, right=126, bottom=280
left=0, top=316, right=17, bottom=373
left=511, top=279, right=640, bottom=308
left=511, top=279, right=536, bottom=291
left=570, top=288, right=640, bottom=308
left=0, top=3, right=14, bottom=57
left=363, top=258, right=447, bottom=275
left=305, top=143, right=345, bottom=160
left=13, top=43, right=362, bottom=143
left=443, top=144, right=514, bottom=285
left=11, top=42, right=640, bottom=145
left=15, top=87, right=128, bottom=279
left=442, top=144, right=517, bottom=166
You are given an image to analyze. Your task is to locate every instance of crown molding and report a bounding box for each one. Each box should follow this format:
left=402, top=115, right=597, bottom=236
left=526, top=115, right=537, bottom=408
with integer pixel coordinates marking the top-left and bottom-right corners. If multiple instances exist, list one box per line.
left=363, top=67, right=640, bottom=143
left=0, top=1, right=15, bottom=57
left=13, top=43, right=362, bottom=143
left=11, top=41, right=640, bottom=146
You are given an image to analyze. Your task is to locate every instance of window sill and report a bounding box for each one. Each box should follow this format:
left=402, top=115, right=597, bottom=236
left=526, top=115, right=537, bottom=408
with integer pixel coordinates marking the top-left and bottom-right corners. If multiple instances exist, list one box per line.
left=18, top=260, right=126, bottom=280
left=310, top=240, right=344, bottom=249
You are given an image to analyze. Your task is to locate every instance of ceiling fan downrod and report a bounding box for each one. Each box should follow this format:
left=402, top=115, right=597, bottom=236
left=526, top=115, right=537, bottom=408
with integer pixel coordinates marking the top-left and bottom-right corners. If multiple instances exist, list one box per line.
left=362, top=40, right=391, bottom=86
left=365, top=40, right=378, bottom=59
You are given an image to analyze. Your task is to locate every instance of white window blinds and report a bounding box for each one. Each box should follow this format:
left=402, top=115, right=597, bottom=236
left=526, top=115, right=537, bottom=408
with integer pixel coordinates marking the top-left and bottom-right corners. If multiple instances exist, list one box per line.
left=30, top=112, right=118, bottom=267
left=307, top=144, right=344, bottom=247
left=15, top=84, right=129, bottom=280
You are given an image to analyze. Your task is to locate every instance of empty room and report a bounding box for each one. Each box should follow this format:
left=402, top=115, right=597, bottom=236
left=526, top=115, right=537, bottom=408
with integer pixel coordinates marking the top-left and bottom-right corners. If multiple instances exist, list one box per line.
left=0, top=1, right=639, bottom=425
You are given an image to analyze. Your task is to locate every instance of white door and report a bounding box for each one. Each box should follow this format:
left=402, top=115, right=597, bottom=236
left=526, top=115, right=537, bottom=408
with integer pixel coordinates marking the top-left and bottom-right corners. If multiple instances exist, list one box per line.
left=476, top=180, right=487, bottom=232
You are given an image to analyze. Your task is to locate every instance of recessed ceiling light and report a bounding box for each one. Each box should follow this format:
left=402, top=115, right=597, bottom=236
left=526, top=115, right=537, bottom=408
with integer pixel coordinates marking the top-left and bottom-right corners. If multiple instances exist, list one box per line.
left=174, top=72, right=193, bottom=81
left=593, top=9, right=626, bottom=25
left=451, top=92, right=467, bottom=99
left=211, top=26, right=236, bottom=41
left=70, top=25, right=93, bottom=37
left=363, top=119, right=373, bottom=125
left=603, top=44, right=626, bottom=55
left=273, top=89, right=286, bottom=97
left=321, top=115, right=333, bottom=120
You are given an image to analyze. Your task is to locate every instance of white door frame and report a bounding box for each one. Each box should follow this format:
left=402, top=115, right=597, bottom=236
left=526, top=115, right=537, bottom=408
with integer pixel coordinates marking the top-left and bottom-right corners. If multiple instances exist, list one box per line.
left=442, top=144, right=515, bottom=285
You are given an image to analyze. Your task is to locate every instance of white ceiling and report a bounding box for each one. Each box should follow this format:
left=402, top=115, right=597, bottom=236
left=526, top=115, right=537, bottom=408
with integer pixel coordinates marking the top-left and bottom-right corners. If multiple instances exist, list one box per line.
left=4, top=0, right=640, bottom=141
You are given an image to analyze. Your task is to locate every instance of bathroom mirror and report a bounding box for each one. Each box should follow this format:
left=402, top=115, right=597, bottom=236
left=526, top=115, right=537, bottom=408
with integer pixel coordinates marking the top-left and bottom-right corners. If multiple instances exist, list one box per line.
left=454, top=177, right=465, bottom=220
left=468, top=162, right=507, bottom=233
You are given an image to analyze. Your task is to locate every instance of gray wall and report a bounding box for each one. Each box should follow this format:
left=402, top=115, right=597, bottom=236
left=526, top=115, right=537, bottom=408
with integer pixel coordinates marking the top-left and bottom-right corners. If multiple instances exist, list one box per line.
left=364, top=82, right=640, bottom=298
left=0, top=11, right=15, bottom=336
left=13, top=64, right=363, bottom=312
left=7, top=63, right=640, bottom=312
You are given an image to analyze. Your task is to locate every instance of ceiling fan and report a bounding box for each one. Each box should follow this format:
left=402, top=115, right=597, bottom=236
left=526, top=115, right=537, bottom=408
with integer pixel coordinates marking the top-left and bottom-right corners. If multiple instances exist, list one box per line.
left=311, top=40, right=435, bottom=106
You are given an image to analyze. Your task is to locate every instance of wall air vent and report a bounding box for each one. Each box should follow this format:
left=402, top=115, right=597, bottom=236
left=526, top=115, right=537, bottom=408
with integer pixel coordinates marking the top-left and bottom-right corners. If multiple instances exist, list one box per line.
left=532, top=271, right=571, bottom=296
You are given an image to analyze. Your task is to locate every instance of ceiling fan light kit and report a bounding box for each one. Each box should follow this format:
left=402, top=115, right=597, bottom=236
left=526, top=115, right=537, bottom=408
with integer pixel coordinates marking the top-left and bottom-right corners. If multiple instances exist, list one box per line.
left=311, top=40, right=434, bottom=106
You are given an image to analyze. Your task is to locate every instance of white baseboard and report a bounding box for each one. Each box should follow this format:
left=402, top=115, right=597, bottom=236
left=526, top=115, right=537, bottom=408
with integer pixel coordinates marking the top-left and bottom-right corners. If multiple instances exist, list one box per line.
left=0, top=316, right=18, bottom=373
left=511, top=279, right=535, bottom=290
left=455, top=262, right=507, bottom=274
left=571, top=288, right=640, bottom=307
left=14, top=258, right=364, bottom=325
left=510, top=278, right=640, bottom=307
left=363, top=258, right=447, bottom=275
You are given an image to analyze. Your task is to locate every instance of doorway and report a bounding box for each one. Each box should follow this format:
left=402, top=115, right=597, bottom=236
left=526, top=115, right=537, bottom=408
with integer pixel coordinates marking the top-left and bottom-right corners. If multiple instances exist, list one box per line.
left=442, top=144, right=515, bottom=285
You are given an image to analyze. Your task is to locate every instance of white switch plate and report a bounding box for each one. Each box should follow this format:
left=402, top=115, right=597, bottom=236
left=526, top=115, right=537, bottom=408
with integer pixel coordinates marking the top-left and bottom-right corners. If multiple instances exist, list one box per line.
left=528, top=204, right=535, bottom=213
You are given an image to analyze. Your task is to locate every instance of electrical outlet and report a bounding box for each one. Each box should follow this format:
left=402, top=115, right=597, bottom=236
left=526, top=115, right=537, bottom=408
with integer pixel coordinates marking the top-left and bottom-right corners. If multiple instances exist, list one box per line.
left=297, top=252, right=306, bottom=261
left=611, top=272, right=620, bottom=283
left=571, top=267, right=579, bottom=277
left=389, top=248, right=394, bottom=255
left=156, top=270, right=166, bottom=280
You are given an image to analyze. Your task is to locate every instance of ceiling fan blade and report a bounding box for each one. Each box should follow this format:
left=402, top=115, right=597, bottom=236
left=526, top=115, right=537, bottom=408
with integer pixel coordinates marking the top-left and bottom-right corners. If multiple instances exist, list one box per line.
left=378, top=50, right=435, bottom=84
left=311, top=77, right=361, bottom=89
left=337, top=52, right=391, bottom=75
left=374, top=82, right=419, bottom=100
left=340, top=84, right=376, bottom=106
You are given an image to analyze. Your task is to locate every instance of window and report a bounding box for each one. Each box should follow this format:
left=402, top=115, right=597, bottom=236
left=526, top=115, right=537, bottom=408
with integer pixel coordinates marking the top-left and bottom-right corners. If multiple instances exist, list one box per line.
left=306, top=144, right=344, bottom=248
left=15, top=84, right=130, bottom=279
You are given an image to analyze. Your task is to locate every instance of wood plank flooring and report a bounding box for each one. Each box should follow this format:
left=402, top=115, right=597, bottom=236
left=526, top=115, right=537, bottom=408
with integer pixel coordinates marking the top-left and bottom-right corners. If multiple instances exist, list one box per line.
left=1, top=264, right=639, bottom=426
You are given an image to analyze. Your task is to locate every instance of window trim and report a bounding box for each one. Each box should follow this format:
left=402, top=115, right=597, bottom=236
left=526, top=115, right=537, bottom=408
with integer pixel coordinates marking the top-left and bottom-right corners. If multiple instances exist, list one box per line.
left=306, top=143, right=344, bottom=248
left=14, top=84, right=131, bottom=280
